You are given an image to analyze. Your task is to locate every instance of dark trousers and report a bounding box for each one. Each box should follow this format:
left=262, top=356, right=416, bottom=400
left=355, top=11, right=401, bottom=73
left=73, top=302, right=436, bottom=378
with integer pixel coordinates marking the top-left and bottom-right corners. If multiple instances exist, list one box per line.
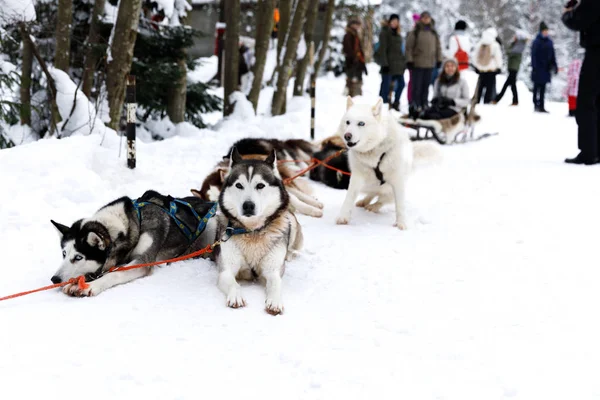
left=411, top=68, right=433, bottom=108
left=421, top=107, right=458, bottom=120
left=496, top=70, right=519, bottom=104
left=476, top=72, right=497, bottom=104
left=380, top=74, right=405, bottom=104
left=533, top=82, right=546, bottom=110
left=576, top=48, right=600, bottom=158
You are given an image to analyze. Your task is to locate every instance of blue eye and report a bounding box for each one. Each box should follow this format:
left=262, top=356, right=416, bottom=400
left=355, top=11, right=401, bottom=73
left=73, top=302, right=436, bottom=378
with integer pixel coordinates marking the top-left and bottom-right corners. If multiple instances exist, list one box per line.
left=358, top=121, right=365, bottom=127
left=74, top=255, right=83, bottom=261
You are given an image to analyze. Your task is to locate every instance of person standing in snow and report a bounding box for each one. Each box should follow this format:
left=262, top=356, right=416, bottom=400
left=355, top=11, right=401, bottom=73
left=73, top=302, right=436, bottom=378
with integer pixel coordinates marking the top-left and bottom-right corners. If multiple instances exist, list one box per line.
left=343, top=18, right=367, bottom=97
left=563, top=0, right=600, bottom=165
left=531, top=22, right=558, bottom=113
left=472, top=27, right=503, bottom=104
left=494, top=33, right=528, bottom=106
left=406, top=13, right=421, bottom=105
left=406, top=11, right=442, bottom=115
left=377, top=14, right=406, bottom=111
left=445, top=20, right=472, bottom=71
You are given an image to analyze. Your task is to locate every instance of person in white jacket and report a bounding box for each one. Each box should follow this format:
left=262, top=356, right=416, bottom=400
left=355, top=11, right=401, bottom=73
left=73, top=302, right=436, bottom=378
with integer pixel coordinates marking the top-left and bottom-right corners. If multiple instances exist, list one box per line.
left=472, top=27, right=503, bottom=103
left=445, top=20, right=472, bottom=71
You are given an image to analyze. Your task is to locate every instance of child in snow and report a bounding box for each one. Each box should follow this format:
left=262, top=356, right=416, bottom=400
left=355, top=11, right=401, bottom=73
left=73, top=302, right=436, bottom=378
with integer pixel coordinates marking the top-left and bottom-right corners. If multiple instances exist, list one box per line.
left=420, top=58, right=470, bottom=120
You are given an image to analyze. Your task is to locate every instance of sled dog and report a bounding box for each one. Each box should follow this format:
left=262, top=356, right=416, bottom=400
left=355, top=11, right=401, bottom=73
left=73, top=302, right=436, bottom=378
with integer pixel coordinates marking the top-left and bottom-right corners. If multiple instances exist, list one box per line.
left=214, top=148, right=303, bottom=315
left=336, top=97, right=441, bottom=229
left=50, top=190, right=217, bottom=296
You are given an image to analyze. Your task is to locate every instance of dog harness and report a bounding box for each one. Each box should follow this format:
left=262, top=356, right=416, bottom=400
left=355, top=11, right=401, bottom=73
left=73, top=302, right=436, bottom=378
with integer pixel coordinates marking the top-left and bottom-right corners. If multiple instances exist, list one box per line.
left=132, top=198, right=218, bottom=242
left=374, top=153, right=386, bottom=185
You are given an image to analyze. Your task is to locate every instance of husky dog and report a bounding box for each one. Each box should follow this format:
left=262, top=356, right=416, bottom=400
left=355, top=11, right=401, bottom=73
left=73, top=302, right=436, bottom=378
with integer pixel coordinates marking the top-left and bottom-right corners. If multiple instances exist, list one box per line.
left=193, top=153, right=324, bottom=218
left=215, top=148, right=303, bottom=315
left=336, top=97, right=441, bottom=229
left=50, top=190, right=217, bottom=296
left=309, top=135, right=351, bottom=190
left=229, top=138, right=316, bottom=172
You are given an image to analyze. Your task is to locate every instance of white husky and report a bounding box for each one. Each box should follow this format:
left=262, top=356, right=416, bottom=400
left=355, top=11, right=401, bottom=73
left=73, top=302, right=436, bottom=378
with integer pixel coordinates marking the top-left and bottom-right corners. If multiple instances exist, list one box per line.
left=336, top=97, right=441, bottom=229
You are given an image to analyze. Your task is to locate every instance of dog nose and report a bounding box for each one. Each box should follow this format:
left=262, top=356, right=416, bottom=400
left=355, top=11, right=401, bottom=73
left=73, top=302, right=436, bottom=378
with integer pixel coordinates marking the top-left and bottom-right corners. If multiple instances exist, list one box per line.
left=51, top=276, right=62, bottom=284
left=242, top=201, right=255, bottom=216
left=344, top=133, right=352, bottom=142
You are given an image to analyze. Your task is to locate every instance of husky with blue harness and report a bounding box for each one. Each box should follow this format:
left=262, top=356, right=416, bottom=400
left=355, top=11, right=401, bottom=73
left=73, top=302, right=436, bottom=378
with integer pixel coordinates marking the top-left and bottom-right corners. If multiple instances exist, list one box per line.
left=50, top=190, right=218, bottom=297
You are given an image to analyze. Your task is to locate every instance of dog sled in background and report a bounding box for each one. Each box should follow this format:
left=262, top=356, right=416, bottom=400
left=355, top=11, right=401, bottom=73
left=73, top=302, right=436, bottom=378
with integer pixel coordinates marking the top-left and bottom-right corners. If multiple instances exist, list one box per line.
left=192, top=137, right=351, bottom=218
left=397, top=76, right=498, bottom=145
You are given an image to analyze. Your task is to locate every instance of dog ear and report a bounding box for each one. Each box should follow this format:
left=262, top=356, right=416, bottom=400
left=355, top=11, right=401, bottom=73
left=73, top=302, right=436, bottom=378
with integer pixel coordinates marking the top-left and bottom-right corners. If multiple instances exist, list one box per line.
left=346, top=96, right=354, bottom=110
left=265, top=149, right=277, bottom=169
left=86, top=231, right=107, bottom=251
left=229, top=147, right=243, bottom=168
left=372, top=98, right=383, bottom=119
left=190, top=189, right=202, bottom=198
left=50, top=220, right=70, bottom=238
left=218, top=168, right=228, bottom=182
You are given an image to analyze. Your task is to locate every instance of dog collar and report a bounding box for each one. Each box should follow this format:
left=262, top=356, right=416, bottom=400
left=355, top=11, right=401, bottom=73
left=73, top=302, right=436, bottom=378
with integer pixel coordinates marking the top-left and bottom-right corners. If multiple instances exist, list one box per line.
left=221, top=222, right=251, bottom=242
left=374, top=152, right=386, bottom=185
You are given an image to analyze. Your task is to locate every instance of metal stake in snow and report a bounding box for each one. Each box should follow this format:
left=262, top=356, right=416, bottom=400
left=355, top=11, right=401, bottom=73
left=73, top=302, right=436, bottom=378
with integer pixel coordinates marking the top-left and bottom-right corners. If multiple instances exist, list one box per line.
left=309, top=41, right=316, bottom=140
left=126, top=75, right=136, bottom=169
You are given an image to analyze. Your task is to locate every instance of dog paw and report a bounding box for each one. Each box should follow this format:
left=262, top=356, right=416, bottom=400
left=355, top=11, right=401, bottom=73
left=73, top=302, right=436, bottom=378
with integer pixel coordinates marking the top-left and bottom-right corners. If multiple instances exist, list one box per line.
left=336, top=215, right=350, bottom=225
left=265, top=298, right=284, bottom=315
left=355, top=198, right=370, bottom=208
left=365, top=202, right=383, bottom=213
left=316, top=201, right=324, bottom=210
left=62, top=282, right=95, bottom=297
left=226, top=289, right=247, bottom=309
left=311, top=209, right=324, bottom=218
left=394, top=220, right=408, bottom=230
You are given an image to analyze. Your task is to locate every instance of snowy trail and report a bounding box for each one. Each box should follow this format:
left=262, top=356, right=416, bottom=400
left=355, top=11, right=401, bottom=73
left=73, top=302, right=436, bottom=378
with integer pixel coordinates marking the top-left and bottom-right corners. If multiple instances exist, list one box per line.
left=1, top=67, right=599, bottom=399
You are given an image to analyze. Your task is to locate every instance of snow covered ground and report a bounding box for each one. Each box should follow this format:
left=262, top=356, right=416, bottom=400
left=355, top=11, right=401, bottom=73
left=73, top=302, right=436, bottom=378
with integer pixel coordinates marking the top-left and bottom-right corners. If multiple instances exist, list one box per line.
left=1, top=65, right=599, bottom=400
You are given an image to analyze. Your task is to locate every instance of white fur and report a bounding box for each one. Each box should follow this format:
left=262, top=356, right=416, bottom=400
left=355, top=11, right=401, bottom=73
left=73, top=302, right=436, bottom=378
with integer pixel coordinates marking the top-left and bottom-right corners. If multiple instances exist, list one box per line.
left=336, top=97, right=441, bottom=229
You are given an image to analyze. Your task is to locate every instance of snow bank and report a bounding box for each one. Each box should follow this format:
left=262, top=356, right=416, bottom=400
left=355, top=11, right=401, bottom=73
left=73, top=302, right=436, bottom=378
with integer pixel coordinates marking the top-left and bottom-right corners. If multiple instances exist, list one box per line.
left=0, top=0, right=36, bottom=25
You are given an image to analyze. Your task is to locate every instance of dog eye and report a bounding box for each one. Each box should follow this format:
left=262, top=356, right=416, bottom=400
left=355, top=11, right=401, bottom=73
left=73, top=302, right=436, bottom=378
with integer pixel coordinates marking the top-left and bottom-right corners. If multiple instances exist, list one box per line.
left=346, top=120, right=350, bottom=125
left=235, top=183, right=244, bottom=189
left=62, top=250, right=66, bottom=258
left=256, top=183, right=265, bottom=190
left=358, top=121, right=365, bottom=127
left=74, top=255, right=83, bottom=261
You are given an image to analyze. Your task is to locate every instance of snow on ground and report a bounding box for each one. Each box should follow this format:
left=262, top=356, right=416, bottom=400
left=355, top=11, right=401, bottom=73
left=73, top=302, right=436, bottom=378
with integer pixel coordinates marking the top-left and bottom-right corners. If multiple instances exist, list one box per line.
left=1, top=65, right=600, bottom=400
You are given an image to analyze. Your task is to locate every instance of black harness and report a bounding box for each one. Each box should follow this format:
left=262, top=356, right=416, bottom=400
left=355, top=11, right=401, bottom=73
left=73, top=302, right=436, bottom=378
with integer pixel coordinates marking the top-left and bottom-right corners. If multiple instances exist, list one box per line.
left=374, top=152, right=386, bottom=185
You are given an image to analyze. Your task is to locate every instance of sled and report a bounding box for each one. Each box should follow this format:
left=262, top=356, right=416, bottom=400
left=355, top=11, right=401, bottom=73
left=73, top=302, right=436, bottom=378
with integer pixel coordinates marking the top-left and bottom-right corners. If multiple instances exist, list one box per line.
left=397, top=77, right=499, bottom=145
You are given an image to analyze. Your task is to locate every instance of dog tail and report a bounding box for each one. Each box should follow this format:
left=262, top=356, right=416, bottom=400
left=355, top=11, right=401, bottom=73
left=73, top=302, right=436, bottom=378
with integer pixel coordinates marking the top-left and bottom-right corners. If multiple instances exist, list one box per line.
left=412, top=141, right=443, bottom=170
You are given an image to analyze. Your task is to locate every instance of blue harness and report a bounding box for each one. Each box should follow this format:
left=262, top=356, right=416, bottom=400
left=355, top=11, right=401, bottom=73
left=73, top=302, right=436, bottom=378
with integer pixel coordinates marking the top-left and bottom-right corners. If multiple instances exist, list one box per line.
left=132, top=198, right=218, bottom=242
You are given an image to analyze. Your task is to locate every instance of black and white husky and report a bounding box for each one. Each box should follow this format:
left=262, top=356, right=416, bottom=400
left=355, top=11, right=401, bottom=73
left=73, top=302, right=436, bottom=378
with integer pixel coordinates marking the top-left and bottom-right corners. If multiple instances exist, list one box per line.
left=215, top=148, right=303, bottom=315
left=50, top=190, right=217, bottom=296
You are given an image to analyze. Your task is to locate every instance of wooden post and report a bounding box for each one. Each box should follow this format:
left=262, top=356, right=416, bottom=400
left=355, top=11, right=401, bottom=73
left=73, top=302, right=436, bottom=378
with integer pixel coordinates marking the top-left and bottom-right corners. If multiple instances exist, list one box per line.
left=126, top=75, right=136, bottom=169
left=309, top=41, right=315, bottom=140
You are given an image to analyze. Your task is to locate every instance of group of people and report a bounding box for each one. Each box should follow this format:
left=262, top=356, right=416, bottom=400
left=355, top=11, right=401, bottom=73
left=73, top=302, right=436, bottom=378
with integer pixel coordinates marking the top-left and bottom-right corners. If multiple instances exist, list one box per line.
left=342, top=4, right=599, bottom=166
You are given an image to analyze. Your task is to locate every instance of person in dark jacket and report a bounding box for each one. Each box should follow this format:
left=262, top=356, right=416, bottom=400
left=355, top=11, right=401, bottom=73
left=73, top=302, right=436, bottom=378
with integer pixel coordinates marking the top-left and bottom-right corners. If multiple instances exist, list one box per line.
left=343, top=19, right=367, bottom=97
left=378, top=14, right=407, bottom=111
left=494, top=33, right=528, bottom=105
left=406, top=11, right=442, bottom=114
left=563, top=0, right=600, bottom=165
left=531, top=22, right=558, bottom=113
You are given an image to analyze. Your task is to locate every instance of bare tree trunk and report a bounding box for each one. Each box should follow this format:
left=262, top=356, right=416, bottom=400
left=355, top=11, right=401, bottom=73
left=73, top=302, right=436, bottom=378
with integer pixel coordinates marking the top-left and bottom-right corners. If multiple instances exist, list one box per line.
left=271, top=0, right=309, bottom=116
left=314, top=0, right=334, bottom=74
left=19, top=23, right=33, bottom=126
left=106, top=0, right=142, bottom=131
left=82, top=0, right=106, bottom=98
left=223, top=0, right=240, bottom=116
left=361, top=7, right=374, bottom=62
left=167, top=56, right=187, bottom=123
left=292, top=0, right=319, bottom=96
left=248, top=0, right=276, bottom=112
left=276, top=0, right=292, bottom=63
left=167, top=2, right=191, bottom=124
left=55, top=0, right=72, bottom=72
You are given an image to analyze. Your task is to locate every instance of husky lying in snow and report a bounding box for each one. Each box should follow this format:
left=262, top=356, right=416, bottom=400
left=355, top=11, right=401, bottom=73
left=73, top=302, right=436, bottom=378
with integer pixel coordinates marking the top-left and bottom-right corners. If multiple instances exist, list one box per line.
left=214, top=148, right=303, bottom=315
left=336, top=97, right=441, bottom=229
left=193, top=141, right=325, bottom=217
left=50, top=190, right=217, bottom=296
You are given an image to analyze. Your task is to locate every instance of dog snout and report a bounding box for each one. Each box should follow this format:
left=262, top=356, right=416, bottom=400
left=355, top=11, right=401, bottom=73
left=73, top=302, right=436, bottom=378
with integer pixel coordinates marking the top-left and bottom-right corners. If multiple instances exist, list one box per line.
left=51, top=275, right=62, bottom=284
left=344, top=133, right=353, bottom=142
left=242, top=201, right=256, bottom=216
